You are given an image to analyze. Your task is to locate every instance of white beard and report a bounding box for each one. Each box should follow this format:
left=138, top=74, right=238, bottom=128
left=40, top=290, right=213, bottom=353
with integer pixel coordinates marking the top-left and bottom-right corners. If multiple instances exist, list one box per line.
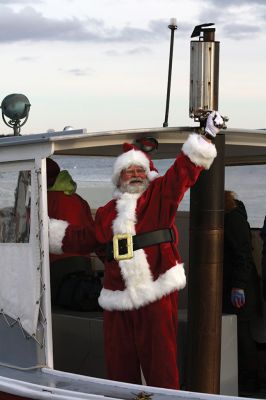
left=119, top=178, right=149, bottom=194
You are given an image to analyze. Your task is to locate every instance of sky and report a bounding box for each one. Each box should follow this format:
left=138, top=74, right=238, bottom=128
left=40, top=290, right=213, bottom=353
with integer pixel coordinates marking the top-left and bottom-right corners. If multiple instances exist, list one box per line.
left=0, top=0, right=265, bottom=135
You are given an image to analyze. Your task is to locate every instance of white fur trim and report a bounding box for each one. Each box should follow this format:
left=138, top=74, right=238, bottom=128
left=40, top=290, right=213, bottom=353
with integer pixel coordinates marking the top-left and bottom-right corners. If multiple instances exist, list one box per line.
left=113, top=192, right=154, bottom=301
left=147, top=170, right=159, bottom=181
left=112, top=192, right=139, bottom=233
left=49, top=218, right=69, bottom=254
left=182, top=133, right=217, bottom=170
left=101, top=192, right=186, bottom=310
left=112, top=149, right=156, bottom=185
left=98, top=263, right=186, bottom=311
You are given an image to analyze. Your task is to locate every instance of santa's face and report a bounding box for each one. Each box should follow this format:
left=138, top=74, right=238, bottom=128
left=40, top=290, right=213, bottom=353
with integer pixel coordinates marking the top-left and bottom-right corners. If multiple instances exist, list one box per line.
left=119, top=165, right=149, bottom=194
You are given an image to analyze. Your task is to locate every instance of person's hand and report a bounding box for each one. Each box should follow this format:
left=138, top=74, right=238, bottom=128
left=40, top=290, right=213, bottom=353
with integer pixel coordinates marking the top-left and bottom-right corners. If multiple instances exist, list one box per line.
left=231, top=288, right=245, bottom=308
left=205, top=111, right=224, bottom=138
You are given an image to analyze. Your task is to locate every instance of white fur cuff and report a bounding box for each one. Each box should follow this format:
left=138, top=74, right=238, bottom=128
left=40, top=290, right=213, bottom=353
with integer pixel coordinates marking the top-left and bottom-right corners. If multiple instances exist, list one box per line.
left=49, top=218, right=69, bottom=254
left=182, top=133, right=217, bottom=170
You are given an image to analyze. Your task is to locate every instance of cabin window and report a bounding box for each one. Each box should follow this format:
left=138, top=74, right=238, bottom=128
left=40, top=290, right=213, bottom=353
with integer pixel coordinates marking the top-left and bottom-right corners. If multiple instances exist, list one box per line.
left=0, top=170, right=31, bottom=243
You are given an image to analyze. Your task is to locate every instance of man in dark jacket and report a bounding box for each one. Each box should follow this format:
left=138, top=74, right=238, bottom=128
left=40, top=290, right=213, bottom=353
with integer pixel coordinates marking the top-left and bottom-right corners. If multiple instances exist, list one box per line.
left=223, top=191, right=261, bottom=394
left=261, top=216, right=266, bottom=299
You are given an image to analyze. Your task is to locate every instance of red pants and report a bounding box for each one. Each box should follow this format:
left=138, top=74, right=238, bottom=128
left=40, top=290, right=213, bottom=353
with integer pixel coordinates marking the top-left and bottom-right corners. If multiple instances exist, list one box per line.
left=103, top=291, right=179, bottom=389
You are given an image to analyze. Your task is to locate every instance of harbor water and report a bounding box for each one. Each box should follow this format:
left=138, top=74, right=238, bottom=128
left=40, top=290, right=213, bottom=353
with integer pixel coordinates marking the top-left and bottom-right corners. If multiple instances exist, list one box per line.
left=55, top=155, right=266, bottom=228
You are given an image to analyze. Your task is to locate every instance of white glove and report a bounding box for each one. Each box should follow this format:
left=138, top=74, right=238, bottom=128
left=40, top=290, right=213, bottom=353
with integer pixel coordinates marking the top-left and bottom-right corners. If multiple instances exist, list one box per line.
left=205, top=111, right=223, bottom=138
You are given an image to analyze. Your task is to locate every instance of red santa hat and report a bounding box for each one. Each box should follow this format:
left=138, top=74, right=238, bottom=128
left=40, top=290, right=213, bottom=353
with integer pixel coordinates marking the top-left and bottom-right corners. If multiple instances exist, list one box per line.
left=112, top=143, right=159, bottom=186
left=46, top=158, right=60, bottom=188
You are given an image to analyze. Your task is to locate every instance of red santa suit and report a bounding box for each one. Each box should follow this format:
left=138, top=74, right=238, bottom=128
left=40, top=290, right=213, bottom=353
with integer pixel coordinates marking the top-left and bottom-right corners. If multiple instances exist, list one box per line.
left=47, top=158, right=96, bottom=259
left=48, top=190, right=96, bottom=260
left=94, top=134, right=217, bottom=389
left=47, top=159, right=96, bottom=305
left=48, top=134, right=217, bottom=388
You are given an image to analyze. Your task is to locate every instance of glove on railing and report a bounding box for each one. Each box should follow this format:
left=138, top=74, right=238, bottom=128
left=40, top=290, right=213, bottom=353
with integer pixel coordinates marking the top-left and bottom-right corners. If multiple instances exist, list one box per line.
left=205, top=111, right=223, bottom=138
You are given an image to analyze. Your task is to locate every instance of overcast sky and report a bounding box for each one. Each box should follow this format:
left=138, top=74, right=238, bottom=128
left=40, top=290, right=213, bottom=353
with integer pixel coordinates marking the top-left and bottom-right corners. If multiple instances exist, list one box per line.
left=0, top=0, right=265, bottom=134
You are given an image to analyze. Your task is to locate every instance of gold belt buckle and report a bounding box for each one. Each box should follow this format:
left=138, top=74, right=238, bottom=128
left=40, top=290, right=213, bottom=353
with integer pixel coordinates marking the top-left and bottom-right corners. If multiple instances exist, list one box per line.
left=113, top=233, right=133, bottom=261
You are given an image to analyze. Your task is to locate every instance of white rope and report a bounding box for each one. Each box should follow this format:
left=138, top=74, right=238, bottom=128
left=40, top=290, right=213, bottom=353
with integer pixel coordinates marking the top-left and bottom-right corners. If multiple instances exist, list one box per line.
left=0, top=362, right=46, bottom=371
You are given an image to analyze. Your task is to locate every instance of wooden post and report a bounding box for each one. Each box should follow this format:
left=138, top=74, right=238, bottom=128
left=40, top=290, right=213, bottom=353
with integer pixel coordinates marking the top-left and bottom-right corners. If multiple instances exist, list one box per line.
left=186, top=25, right=225, bottom=394
left=186, top=133, right=225, bottom=393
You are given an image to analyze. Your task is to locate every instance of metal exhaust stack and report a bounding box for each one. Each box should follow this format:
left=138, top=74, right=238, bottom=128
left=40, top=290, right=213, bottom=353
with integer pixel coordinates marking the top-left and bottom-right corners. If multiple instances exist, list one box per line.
left=186, top=24, right=225, bottom=394
left=189, top=23, right=219, bottom=124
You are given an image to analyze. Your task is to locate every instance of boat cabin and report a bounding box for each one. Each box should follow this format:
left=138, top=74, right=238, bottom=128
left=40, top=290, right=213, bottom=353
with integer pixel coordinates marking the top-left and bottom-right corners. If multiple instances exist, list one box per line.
left=0, top=126, right=265, bottom=399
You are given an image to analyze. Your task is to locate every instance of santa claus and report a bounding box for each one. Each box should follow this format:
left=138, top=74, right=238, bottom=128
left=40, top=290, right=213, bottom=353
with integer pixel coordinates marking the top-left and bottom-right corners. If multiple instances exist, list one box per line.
left=49, top=111, right=223, bottom=389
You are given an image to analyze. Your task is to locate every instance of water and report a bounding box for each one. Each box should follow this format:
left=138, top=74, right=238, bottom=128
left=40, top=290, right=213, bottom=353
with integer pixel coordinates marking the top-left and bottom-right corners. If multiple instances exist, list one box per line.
left=0, top=156, right=265, bottom=228
left=54, top=156, right=266, bottom=228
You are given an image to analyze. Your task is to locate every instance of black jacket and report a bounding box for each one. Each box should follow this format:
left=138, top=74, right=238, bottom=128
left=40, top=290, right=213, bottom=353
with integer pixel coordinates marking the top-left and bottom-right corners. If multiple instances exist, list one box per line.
left=222, top=201, right=260, bottom=320
left=261, top=216, right=266, bottom=281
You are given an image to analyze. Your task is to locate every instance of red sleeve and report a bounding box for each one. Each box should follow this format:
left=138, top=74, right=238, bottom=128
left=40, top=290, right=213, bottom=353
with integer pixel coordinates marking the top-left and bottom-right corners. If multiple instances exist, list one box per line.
left=48, top=191, right=96, bottom=254
left=62, top=220, right=96, bottom=254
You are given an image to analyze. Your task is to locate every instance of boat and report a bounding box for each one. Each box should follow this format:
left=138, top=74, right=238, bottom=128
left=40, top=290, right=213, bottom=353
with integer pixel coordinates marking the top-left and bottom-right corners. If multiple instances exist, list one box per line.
left=0, top=125, right=265, bottom=400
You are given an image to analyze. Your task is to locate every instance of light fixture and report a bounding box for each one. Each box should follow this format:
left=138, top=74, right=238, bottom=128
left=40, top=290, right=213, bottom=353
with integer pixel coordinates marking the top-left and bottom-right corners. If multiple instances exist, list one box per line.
left=1, top=93, right=31, bottom=136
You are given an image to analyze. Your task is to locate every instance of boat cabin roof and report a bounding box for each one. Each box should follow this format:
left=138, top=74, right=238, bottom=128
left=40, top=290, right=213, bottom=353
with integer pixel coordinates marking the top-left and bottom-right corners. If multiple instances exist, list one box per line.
left=0, top=126, right=265, bottom=166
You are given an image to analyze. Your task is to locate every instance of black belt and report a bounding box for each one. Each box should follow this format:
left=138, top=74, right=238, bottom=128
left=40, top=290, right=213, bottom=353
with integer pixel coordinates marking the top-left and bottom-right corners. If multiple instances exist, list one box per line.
left=106, top=228, right=175, bottom=262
